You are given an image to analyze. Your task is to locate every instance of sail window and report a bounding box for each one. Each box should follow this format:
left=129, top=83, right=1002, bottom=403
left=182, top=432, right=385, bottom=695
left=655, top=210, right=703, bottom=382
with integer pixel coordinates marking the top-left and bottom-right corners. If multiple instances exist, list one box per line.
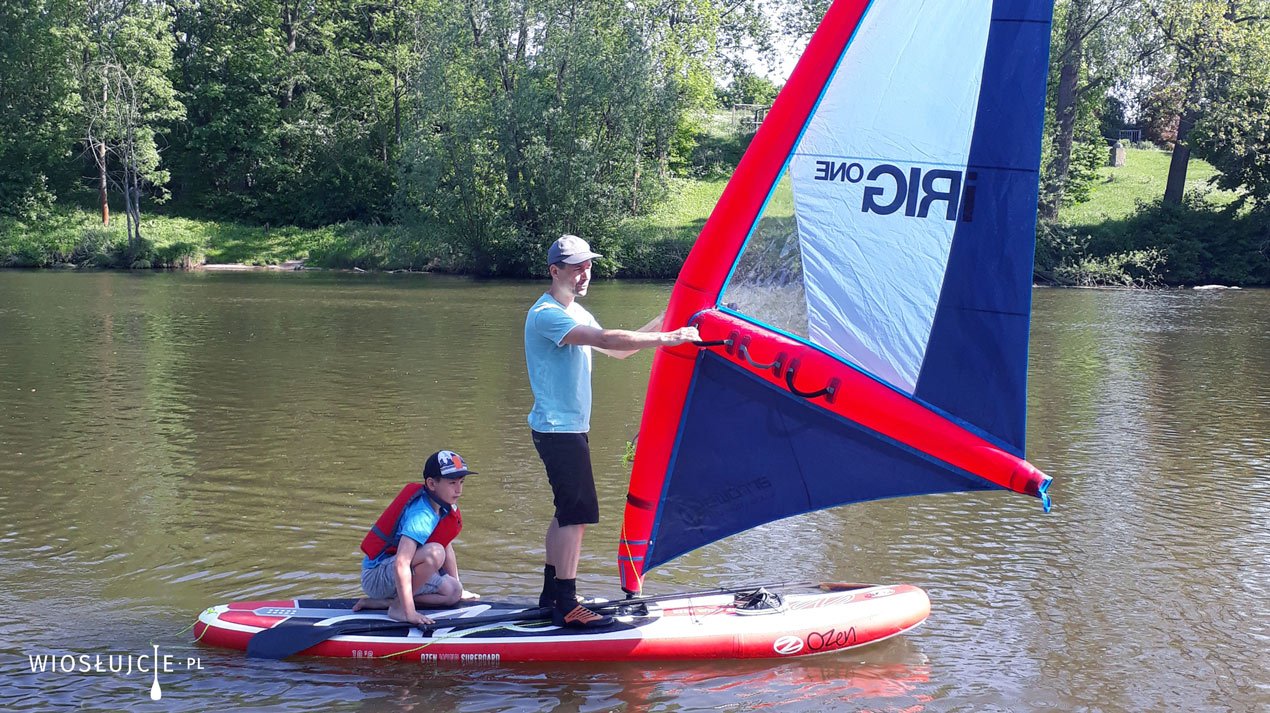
left=717, top=2, right=993, bottom=397
left=718, top=172, right=809, bottom=340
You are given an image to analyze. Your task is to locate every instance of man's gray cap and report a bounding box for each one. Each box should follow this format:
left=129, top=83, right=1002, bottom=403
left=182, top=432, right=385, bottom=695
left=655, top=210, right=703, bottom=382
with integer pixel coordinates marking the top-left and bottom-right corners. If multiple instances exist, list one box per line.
left=547, top=235, right=602, bottom=265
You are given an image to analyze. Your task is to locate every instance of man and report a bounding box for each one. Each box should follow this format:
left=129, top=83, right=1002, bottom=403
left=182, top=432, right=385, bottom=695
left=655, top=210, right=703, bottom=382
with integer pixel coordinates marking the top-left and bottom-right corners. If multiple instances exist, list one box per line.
left=524, top=234, right=699, bottom=628
left=353, top=450, right=476, bottom=626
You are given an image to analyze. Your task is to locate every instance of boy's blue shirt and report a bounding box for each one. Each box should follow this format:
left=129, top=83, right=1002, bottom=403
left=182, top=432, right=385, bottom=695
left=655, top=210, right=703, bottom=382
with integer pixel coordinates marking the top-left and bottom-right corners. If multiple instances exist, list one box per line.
left=362, top=491, right=449, bottom=569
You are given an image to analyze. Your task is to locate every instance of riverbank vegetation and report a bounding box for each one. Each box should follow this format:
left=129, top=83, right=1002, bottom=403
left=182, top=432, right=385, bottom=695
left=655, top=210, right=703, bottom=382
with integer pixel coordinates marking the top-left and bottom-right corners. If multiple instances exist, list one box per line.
left=1032, top=0, right=1270, bottom=286
left=2, top=1, right=1267, bottom=285
left=1036, top=147, right=1267, bottom=287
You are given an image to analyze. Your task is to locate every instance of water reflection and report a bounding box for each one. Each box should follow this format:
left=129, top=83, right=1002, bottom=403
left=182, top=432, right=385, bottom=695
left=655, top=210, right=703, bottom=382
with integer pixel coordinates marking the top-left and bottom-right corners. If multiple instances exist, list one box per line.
left=207, top=645, right=933, bottom=713
left=1, top=273, right=1266, bottom=712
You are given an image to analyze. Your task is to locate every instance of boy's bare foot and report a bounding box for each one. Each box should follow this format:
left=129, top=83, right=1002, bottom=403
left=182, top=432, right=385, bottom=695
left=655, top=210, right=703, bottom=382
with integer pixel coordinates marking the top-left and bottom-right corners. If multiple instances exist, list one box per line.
left=352, top=597, right=391, bottom=611
left=386, top=602, right=434, bottom=627
left=461, top=589, right=481, bottom=601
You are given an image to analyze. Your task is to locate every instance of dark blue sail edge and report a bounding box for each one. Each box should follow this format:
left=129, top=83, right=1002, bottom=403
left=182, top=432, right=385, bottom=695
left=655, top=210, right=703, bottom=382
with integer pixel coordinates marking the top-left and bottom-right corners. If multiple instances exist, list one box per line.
left=913, top=1, right=1054, bottom=455
left=645, top=354, right=999, bottom=571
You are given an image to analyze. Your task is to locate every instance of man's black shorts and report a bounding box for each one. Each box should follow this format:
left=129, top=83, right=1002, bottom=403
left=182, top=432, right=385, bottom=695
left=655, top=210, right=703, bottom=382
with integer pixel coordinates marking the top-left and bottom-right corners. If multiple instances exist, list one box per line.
left=532, top=430, right=599, bottom=526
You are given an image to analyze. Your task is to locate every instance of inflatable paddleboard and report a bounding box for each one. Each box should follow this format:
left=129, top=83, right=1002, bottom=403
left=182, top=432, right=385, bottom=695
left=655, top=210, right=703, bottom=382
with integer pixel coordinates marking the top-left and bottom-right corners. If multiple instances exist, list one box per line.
left=194, top=582, right=929, bottom=662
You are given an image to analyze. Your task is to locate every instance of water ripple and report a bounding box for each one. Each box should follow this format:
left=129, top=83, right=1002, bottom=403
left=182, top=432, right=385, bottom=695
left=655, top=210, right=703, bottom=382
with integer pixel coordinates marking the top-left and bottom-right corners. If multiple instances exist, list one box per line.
left=1, top=275, right=1266, bottom=712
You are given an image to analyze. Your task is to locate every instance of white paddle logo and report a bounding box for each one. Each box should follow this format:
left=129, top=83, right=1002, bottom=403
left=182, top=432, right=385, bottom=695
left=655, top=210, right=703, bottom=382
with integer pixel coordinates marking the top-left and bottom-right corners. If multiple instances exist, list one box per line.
left=26, top=643, right=203, bottom=700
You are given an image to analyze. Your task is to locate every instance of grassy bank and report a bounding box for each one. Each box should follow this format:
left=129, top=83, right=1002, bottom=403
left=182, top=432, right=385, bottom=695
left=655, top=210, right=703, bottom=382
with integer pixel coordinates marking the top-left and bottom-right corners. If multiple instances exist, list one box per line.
left=0, top=187, right=728, bottom=275
left=1060, top=147, right=1238, bottom=226
left=0, top=205, right=458, bottom=272
left=1042, top=148, right=1265, bottom=287
left=3, top=147, right=1259, bottom=284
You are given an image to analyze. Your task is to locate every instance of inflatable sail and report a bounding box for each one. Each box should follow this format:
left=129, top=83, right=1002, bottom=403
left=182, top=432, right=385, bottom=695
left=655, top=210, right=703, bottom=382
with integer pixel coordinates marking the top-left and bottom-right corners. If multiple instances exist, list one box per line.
left=619, top=0, right=1055, bottom=593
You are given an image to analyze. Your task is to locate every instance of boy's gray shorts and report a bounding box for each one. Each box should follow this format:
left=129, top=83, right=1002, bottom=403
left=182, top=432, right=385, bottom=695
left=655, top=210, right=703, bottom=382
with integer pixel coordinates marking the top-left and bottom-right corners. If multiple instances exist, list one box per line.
left=361, top=562, right=447, bottom=599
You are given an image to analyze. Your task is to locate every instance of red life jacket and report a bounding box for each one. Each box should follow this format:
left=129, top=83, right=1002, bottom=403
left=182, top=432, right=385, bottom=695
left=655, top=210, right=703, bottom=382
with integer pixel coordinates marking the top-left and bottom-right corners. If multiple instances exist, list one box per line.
left=360, top=483, right=463, bottom=559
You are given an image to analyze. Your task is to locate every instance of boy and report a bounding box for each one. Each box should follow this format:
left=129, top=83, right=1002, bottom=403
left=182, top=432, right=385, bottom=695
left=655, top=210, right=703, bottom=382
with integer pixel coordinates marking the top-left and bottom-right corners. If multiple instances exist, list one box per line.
left=353, top=450, right=475, bottom=626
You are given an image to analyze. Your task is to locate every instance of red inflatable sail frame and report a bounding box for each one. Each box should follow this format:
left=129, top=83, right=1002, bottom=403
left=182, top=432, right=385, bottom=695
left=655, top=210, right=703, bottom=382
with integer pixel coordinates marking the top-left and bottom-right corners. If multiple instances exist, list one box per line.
left=618, top=0, right=1049, bottom=594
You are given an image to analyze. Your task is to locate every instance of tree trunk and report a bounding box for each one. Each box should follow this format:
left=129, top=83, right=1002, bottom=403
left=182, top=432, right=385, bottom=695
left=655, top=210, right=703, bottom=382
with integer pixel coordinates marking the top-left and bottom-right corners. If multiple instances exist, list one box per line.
left=392, top=66, right=401, bottom=156
left=496, top=3, right=536, bottom=232
left=392, top=0, right=400, bottom=151
left=98, top=141, right=110, bottom=226
left=99, top=77, right=109, bottom=225
left=123, top=162, right=138, bottom=252
left=280, top=3, right=298, bottom=109
left=631, top=135, right=643, bottom=214
left=120, top=79, right=142, bottom=253
left=125, top=138, right=138, bottom=250
left=1040, top=0, right=1088, bottom=222
left=1163, top=105, right=1198, bottom=205
left=656, top=124, right=669, bottom=180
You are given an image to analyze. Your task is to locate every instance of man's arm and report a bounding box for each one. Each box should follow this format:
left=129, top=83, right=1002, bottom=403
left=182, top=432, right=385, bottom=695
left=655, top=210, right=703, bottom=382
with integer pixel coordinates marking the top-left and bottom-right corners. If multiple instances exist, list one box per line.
left=592, top=313, right=666, bottom=359
left=562, top=312, right=700, bottom=359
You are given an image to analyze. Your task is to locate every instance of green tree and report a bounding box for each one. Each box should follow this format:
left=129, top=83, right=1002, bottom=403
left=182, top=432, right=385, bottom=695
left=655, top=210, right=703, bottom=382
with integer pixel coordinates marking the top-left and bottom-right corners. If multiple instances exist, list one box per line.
left=167, top=0, right=269, bottom=216
left=402, top=0, right=645, bottom=274
left=0, top=0, right=81, bottom=219
left=1039, top=0, right=1135, bottom=222
left=76, top=0, right=184, bottom=244
left=1187, top=4, right=1270, bottom=208
left=1137, top=0, right=1270, bottom=204
left=775, top=0, right=829, bottom=42
left=1192, top=86, right=1270, bottom=207
left=718, top=70, right=778, bottom=107
left=168, top=0, right=415, bottom=225
left=401, top=0, right=768, bottom=275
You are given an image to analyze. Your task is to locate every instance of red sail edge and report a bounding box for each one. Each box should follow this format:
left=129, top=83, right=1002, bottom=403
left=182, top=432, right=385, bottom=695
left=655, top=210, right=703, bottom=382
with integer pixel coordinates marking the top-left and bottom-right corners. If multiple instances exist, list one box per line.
left=617, top=0, right=1051, bottom=593
left=619, top=0, right=873, bottom=594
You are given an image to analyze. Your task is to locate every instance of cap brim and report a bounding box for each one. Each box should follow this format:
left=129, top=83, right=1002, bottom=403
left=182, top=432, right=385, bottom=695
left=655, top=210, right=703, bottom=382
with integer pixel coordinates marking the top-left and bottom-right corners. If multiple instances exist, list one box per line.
left=560, top=252, right=602, bottom=264
left=440, top=470, right=476, bottom=478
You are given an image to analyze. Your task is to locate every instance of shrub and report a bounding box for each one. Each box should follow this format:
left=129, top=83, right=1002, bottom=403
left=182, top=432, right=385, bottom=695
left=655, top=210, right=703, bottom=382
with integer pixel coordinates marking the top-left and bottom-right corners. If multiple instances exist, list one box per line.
left=1055, top=247, right=1167, bottom=287
left=70, top=228, right=117, bottom=266
left=1059, top=192, right=1270, bottom=286
left=1117, top=196, right=1267, bottom=286
left=1035, top=222, right=1166, bottom=287
left=154, top=241, right=204, bottom=269
left=607, top=235, right=693, bottom=278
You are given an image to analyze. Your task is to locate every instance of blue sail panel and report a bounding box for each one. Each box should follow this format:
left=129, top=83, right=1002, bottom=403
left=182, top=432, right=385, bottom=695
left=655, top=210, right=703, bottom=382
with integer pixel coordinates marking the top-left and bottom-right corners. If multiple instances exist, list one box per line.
left=914, top=11, right=1053, bottom=453
left=646, top=354, right=996, bottom=571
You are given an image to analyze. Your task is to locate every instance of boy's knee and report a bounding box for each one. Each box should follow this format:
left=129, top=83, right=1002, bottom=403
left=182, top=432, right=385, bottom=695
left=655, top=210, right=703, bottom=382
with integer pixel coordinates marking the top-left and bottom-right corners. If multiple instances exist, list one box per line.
left=439, top=576, right=462, bottom=604
left=417, top=542, right=446, bottom=567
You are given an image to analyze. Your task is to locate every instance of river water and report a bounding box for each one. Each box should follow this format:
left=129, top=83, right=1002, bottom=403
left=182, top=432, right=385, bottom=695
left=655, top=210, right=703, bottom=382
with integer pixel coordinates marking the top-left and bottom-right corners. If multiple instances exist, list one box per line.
left=0, top=271, right=1265, bottom=712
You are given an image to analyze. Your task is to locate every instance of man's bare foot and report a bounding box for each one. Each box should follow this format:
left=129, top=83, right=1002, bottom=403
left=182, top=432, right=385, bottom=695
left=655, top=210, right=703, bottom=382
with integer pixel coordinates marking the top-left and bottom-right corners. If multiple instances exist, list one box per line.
left=352, top=597, right=391, bottom=611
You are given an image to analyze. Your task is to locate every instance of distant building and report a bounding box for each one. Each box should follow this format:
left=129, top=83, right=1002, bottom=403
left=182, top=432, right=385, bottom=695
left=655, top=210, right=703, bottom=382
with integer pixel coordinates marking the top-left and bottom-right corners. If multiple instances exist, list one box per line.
left=1116, top=128, right=1143, bottom=144
left=732, top=104, right=770, bottom=134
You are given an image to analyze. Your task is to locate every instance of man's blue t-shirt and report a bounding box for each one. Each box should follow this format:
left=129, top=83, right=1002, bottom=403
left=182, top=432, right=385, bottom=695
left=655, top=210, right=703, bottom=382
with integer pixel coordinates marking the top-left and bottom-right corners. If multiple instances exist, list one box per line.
left=524, top=293, right=600, bottom=433
left=362, top=495, right=443, bottom=570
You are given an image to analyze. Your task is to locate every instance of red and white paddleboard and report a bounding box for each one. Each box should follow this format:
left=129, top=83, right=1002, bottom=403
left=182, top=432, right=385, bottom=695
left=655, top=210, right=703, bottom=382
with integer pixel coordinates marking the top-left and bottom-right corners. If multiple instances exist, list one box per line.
left=194, top=582, right=929, bottom=663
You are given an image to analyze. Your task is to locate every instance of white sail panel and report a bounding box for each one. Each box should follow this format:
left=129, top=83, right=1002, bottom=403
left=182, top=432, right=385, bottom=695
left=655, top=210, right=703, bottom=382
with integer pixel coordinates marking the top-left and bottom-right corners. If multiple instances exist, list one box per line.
left=790, top=0, right=991, bottom=392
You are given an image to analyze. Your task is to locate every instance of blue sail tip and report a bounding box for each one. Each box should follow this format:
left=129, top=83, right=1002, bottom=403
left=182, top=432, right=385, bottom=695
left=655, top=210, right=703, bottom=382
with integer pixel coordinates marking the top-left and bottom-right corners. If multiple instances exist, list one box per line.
left=1037, top=474, right=1053, bottom=513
